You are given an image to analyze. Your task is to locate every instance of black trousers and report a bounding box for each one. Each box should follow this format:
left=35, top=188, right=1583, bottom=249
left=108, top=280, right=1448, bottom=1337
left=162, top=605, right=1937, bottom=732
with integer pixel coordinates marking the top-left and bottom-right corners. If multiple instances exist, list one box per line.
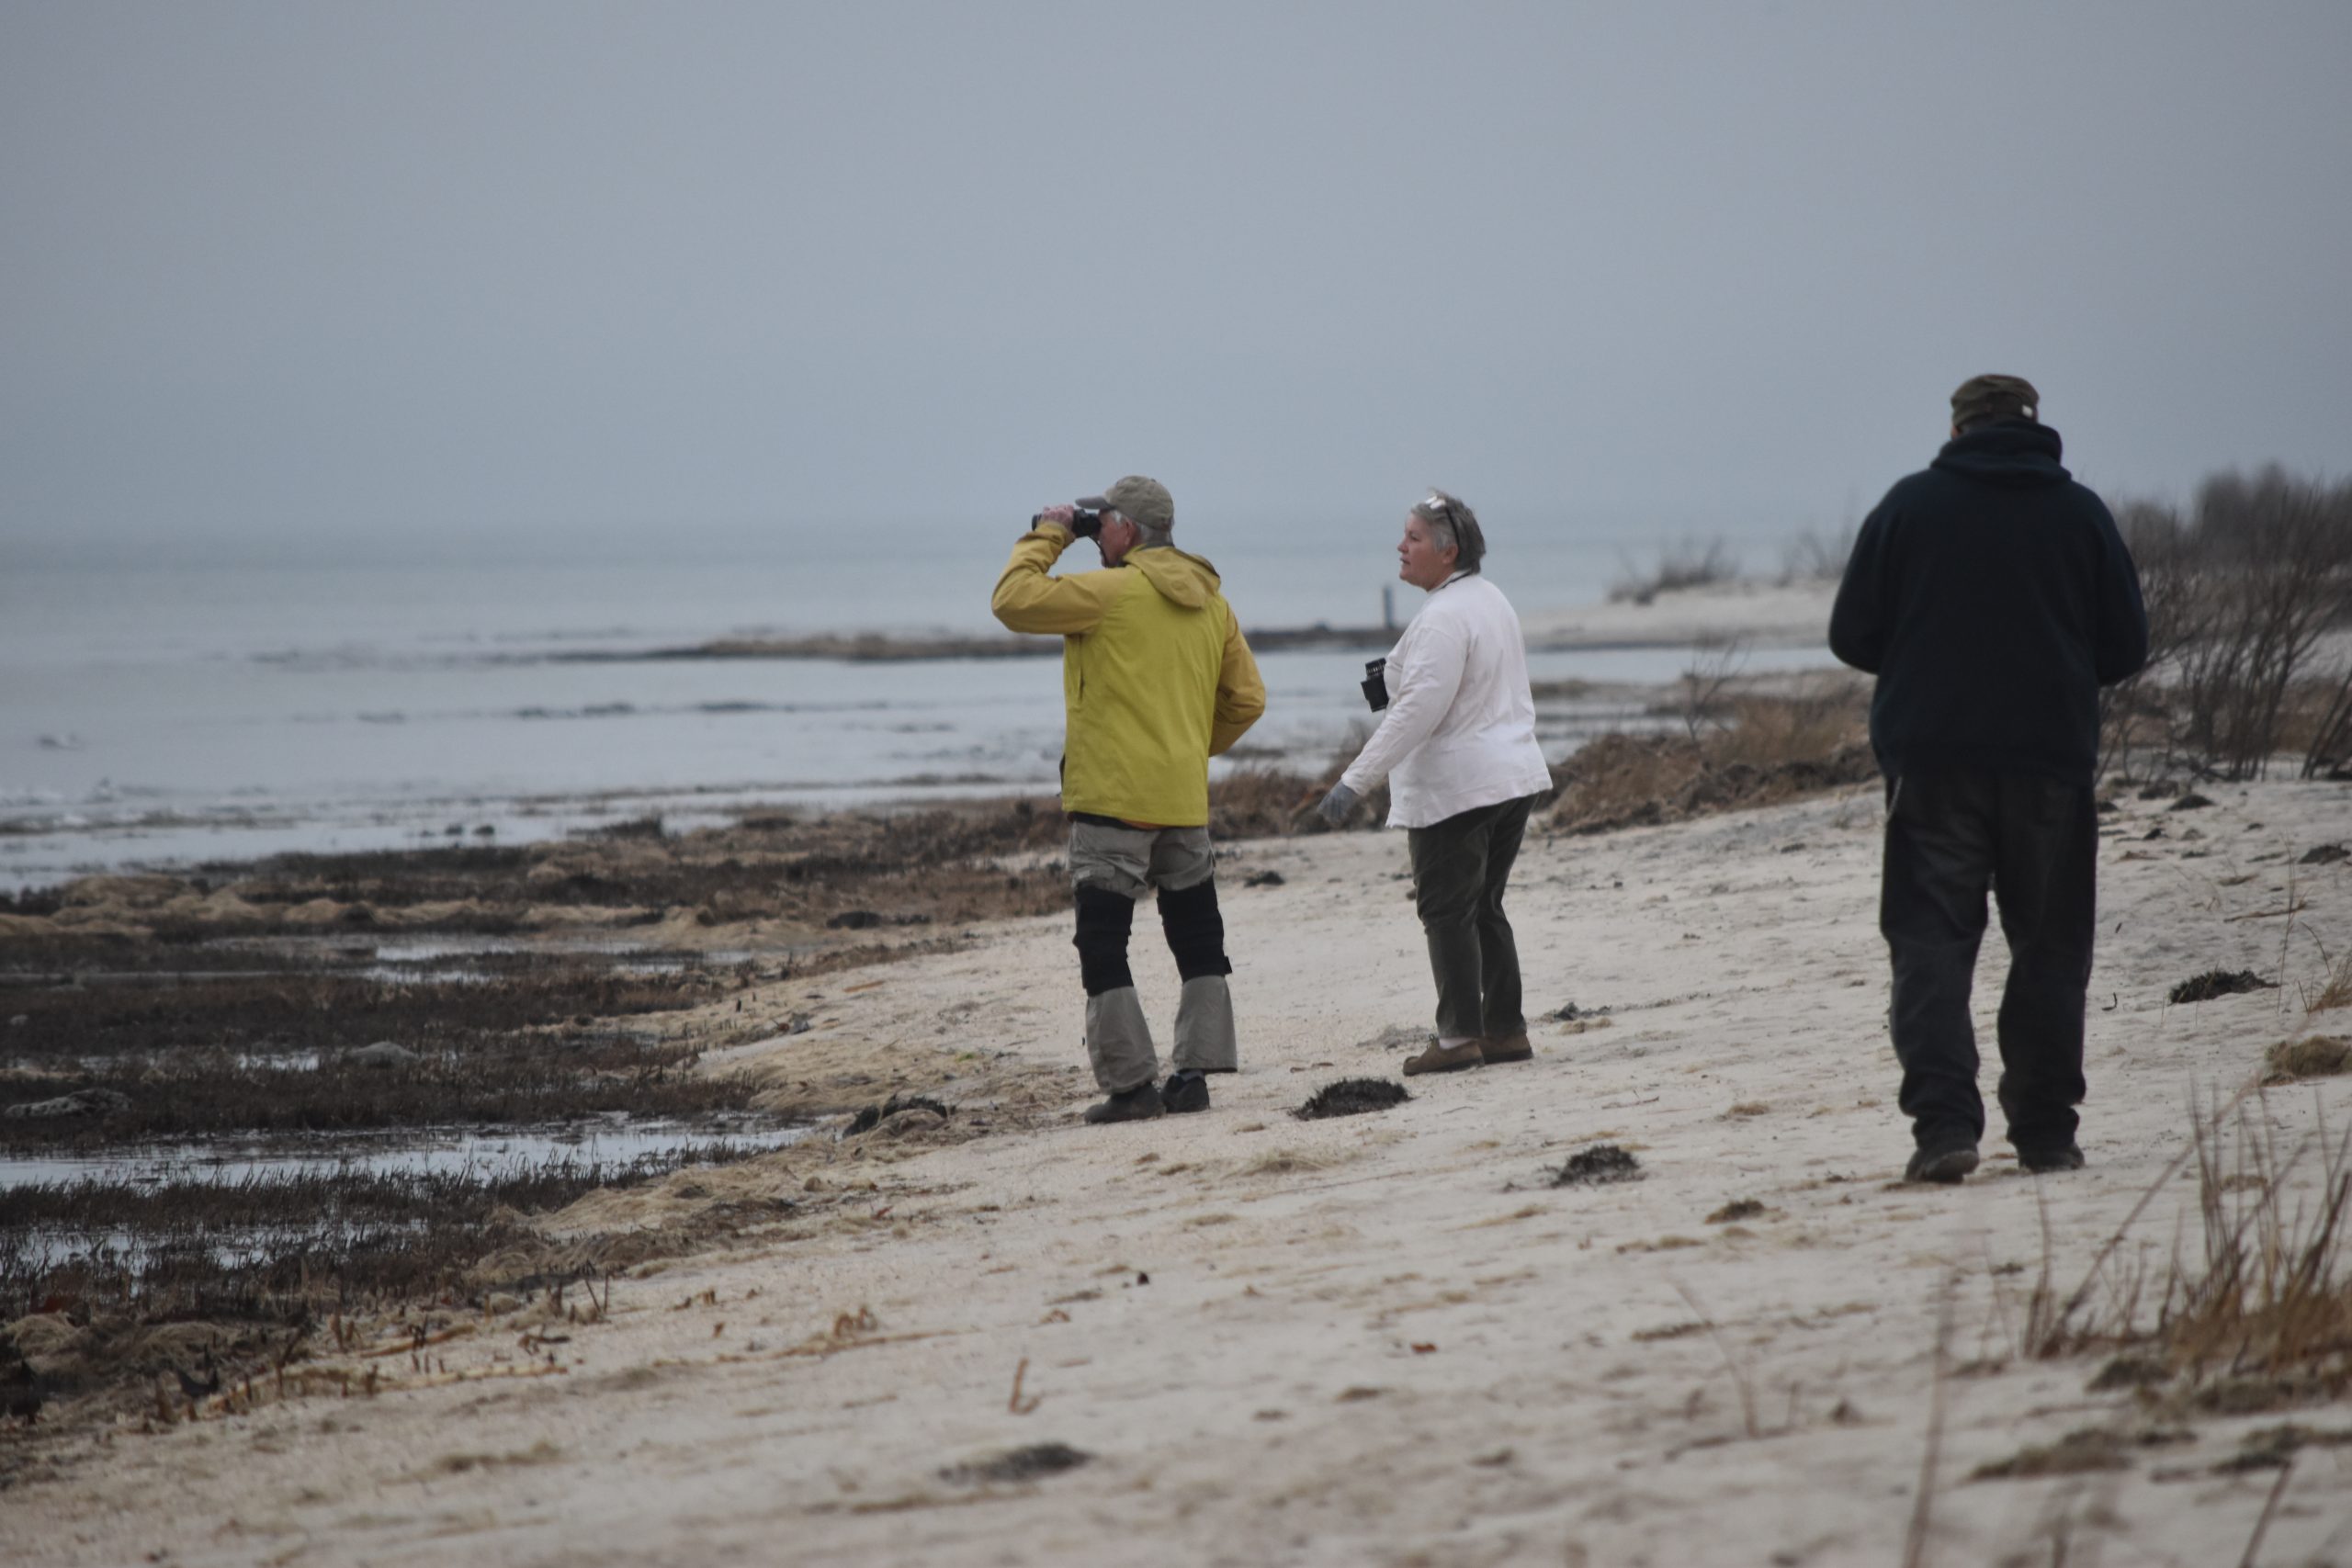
left=1881, top=767, right=2097, bottom=1153
left=1407, top=794, right=1537, bottom=1042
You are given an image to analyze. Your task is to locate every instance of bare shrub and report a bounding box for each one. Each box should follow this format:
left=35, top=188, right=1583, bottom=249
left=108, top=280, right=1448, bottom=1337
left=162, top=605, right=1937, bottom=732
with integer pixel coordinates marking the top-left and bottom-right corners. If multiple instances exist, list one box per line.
left=1676, top=636, right=1747, bottom=744
left=1779, top=523, right=1858, bottom=584
left=2099, top=498, right=2199, bottom=779
left=2294, top=664, right=2352, bottom=779
left=1608, top=537, right=1741, bottom=605
left=2121, top=468, right=2352, bottom=780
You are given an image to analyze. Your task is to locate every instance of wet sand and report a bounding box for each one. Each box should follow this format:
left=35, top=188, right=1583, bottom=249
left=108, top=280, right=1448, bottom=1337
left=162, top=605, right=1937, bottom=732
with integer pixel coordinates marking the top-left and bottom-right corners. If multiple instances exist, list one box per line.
left=8, top=770, right=2351, bottom=1566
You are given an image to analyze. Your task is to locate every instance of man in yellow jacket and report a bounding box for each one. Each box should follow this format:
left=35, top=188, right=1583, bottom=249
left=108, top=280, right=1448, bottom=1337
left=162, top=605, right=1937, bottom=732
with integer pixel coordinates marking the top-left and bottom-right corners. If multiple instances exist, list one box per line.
left=992, top=475, right=1266, bottom=1123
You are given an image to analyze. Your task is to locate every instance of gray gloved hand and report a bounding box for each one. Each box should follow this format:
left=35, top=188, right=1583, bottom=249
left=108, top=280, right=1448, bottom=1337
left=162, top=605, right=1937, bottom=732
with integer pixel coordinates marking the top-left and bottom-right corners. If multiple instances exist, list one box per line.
left=1316, top=783, right=1360, bottom=824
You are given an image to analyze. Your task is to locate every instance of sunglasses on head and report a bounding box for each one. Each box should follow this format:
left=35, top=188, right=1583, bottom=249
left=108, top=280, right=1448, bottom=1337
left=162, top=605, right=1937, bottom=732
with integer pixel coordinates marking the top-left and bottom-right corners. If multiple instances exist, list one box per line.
left=1419, top=493, right=1459, bottom=525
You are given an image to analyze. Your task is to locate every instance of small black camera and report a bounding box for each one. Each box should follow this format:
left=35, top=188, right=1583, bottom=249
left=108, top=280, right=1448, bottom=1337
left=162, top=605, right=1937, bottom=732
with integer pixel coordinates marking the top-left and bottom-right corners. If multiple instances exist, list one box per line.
left=1361, top=658, right=1389, bottom=712
left=1032, top=503, right=1105, bottom=539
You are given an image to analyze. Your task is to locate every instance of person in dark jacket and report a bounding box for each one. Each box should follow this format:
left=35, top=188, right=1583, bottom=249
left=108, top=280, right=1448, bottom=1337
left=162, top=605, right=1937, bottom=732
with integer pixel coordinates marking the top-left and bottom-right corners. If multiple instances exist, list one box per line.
left=1830, top=375, right=2148, bottom=1184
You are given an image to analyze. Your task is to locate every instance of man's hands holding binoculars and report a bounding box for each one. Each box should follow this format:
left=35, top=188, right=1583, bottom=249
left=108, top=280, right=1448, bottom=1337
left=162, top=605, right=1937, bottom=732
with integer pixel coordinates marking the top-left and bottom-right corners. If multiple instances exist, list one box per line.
left=1030, top=502, right=1106, bottom=539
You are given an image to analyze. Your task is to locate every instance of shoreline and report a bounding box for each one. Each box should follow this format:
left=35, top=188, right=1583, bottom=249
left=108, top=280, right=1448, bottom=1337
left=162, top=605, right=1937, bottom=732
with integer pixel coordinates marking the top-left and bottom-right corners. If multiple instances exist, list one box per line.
left=564, top=579, right=1844, bottom=663
left=0, top=615, right=1854, bottom=897
left=0, top=579, right=1845, bottom=879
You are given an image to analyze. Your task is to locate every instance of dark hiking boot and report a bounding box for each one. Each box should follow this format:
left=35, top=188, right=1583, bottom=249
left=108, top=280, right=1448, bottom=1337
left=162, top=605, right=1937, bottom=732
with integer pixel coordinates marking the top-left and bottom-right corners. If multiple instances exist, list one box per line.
left=1082, top=1082, right=1165, bottom=1124
left=1479, top=1032, right=1533, bottom=1065
left=1161, top=1071, right=1210, bottom=1114
left=1905, top=1143, right=1980, bottom=1185
left=2018, top=1142, right=2086, bottom=1174
left=1402, top=1040, right=1484, bottom=1076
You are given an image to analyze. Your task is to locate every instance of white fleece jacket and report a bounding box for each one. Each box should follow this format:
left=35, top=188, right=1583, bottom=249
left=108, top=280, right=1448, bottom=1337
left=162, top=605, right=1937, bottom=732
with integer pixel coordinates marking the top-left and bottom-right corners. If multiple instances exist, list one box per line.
left=1339, top=572, right=1552, bottom=829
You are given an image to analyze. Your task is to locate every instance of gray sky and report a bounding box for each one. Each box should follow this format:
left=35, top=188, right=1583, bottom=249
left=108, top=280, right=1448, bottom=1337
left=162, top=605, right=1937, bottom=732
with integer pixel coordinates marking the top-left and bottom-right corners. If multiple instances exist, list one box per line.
left=5, top=1, right=2348, bottom=565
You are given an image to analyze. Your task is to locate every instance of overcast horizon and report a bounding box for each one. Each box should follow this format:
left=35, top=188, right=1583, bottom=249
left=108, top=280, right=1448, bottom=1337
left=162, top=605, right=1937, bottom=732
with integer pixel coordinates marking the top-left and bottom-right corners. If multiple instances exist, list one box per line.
left=5, top=3, right=2349, bottom=570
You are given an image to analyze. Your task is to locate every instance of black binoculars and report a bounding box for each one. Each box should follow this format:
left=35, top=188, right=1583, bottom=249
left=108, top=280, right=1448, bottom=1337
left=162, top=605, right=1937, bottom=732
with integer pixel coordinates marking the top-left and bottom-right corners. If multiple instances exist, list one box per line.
left=1032, top=503, right=1106, bottom=539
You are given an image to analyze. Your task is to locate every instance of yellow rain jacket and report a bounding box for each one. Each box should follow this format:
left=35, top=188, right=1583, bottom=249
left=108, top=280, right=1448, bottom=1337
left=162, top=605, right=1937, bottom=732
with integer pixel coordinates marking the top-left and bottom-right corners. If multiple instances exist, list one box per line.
left=992, top=526, right=1265, bottom=827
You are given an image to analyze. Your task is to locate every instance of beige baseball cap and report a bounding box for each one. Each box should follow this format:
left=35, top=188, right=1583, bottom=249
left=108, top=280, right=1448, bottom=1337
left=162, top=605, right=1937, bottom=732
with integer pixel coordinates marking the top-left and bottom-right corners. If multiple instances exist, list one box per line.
left=1076, top=475, right=1174, bottom=531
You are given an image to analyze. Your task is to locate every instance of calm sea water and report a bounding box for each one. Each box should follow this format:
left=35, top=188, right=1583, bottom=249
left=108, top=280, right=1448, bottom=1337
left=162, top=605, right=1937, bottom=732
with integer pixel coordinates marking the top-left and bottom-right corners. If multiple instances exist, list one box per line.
left=1, top=523, right=1832, bottom=889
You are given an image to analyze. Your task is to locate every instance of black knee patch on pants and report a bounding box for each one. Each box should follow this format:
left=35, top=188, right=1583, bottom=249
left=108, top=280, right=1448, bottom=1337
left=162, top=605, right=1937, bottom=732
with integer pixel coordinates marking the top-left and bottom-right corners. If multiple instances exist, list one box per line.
left=1073, top=885, right=1136, bottom=997
left=1158, top=878, right=1233, bottom=982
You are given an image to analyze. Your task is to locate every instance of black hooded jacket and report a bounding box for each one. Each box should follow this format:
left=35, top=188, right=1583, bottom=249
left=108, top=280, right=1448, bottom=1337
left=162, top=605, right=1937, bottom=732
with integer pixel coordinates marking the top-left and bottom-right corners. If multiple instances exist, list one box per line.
left=1829, top=420, right=2148, bottom=784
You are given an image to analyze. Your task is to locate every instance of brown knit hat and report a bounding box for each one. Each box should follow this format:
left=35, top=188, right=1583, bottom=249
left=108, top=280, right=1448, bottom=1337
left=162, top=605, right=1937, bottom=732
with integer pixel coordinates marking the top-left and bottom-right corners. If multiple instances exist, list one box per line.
left=1951, top=374, right=2041, bottom=430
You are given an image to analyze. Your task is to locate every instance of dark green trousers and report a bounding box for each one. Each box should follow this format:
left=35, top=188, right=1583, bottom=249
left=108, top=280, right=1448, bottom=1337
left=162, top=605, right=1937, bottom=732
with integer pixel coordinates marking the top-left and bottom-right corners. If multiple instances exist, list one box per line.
left=1406, top=794, right=1537, bottom=1041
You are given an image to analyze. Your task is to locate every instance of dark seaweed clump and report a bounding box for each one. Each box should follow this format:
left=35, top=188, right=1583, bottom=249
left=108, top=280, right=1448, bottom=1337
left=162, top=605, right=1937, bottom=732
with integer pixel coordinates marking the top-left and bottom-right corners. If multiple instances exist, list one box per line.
left=0, top=1152, right=782, bottom=1325
left=1551, top=1145, right=1643, bottom=1187
left=941, top=1442, right=1091, bottom=1485
left=844, top=1094, right=953, bottom=1135
left=0, top=953, right=808, bottom=1434
left=0, top=1145, right=800, bottom=1441
left=1294, top=1078, right=1409, bottom=1121
left=2170, top=968, right=2275, bottom=1005
left=0, top=968, right=760, bottom=1154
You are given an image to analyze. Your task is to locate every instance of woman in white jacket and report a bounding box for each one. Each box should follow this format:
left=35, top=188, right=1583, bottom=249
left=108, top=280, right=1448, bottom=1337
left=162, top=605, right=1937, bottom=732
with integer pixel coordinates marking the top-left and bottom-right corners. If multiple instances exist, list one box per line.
left=1318, top=491, right=1553, bottom=1075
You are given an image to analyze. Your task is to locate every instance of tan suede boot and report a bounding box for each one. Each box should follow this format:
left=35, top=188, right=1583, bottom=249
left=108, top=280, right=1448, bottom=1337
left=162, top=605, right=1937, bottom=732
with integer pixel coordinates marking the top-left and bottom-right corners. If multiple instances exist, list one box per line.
left=1479, top=1032, right=1533, bottom=1065
left=1401, top=1039, right=1484, bottom=1076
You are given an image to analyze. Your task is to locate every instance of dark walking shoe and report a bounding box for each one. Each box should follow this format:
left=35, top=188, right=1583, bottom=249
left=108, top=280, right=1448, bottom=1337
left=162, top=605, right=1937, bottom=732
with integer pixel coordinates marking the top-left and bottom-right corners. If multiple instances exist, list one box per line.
left=1479, top=1032, right=1533, bottom=1065
left=1905, top=1143, right=1980, bottom=1184
left=1402, top=1040, right=1484, bottom=1076
left=1161, top=1071, right=1210, bottom=1114
left=1082, top=1082, right=1165, bottom=1124
left=2018, top=1142, right=2086, bottom=1174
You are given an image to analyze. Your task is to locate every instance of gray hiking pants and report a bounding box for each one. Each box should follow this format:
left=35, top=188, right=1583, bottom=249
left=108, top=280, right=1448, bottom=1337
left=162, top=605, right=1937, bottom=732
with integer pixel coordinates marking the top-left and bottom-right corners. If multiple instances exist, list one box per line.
left=1406, top=794, right=1536, bottom=1042
left=1069, top=820, right=1239, bottom=1093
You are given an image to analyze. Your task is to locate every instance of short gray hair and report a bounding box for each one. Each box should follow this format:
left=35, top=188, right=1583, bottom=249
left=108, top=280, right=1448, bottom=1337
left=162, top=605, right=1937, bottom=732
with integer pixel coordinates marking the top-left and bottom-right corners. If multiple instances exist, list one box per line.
left=1114, top=510, right=1172, bottom=550
left=1410, top=489, right=1485, bottom=574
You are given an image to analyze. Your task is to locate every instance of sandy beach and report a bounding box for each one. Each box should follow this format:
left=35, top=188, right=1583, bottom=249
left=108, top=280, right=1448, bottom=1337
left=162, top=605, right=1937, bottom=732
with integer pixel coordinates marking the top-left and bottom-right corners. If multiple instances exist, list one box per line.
left=8, top=761, right=2349, bottom=1567
left=1519, top=579, right=1842, bottom=651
